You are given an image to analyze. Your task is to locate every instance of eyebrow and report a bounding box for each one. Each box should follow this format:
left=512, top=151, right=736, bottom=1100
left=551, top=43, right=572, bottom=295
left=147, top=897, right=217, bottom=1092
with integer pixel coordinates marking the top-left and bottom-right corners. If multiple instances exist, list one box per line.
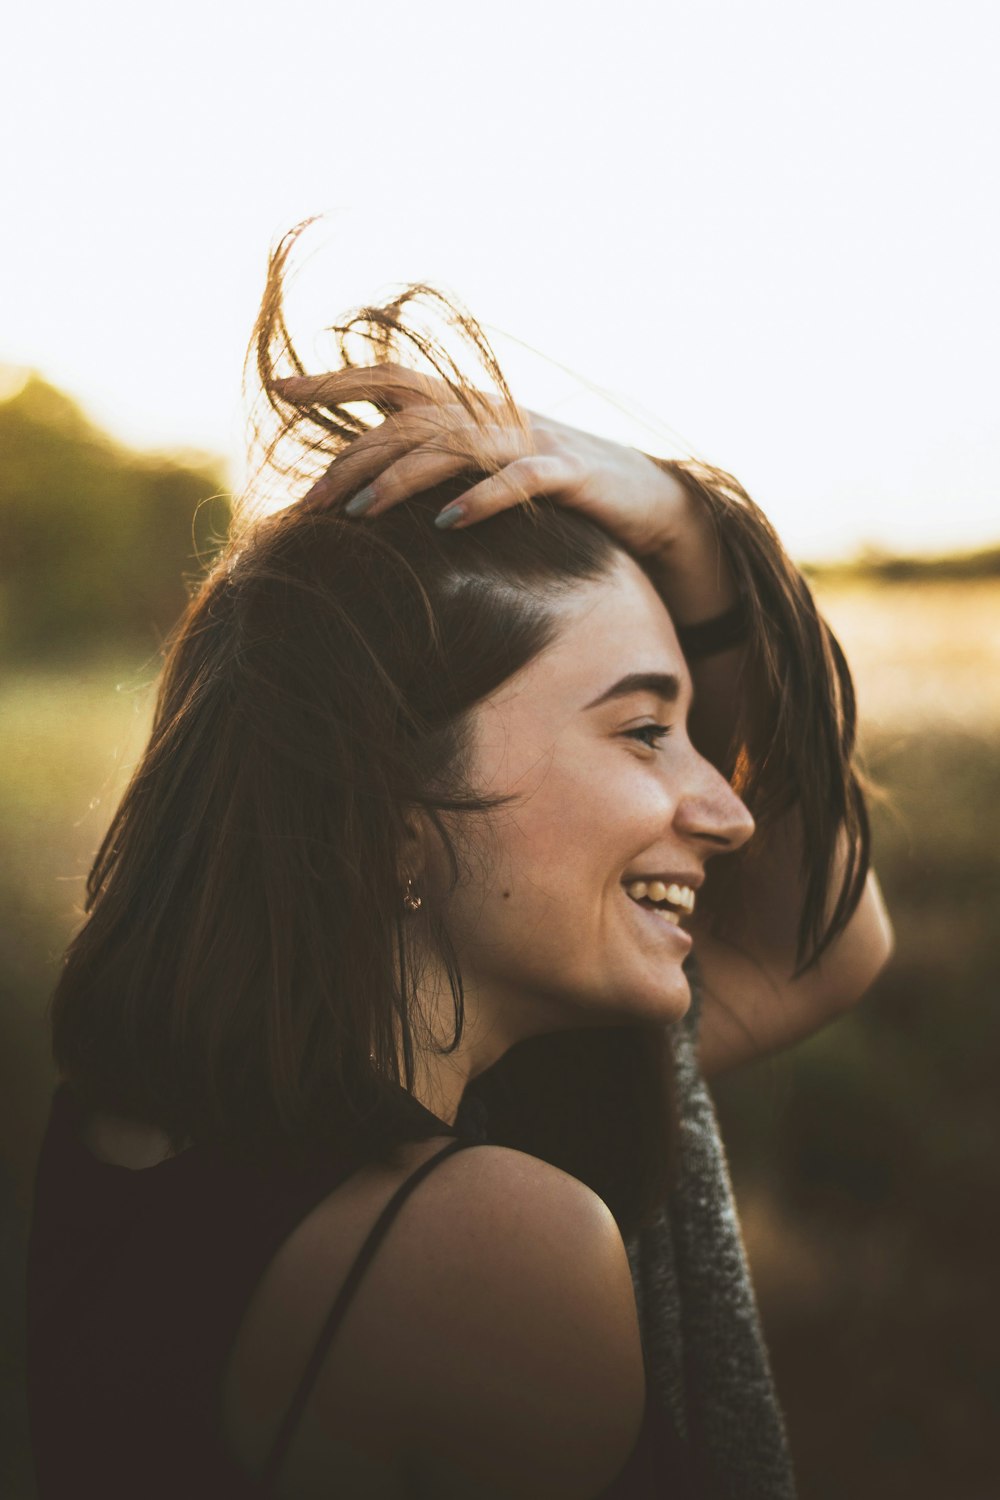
left=583, top=672, right=684, bottom=711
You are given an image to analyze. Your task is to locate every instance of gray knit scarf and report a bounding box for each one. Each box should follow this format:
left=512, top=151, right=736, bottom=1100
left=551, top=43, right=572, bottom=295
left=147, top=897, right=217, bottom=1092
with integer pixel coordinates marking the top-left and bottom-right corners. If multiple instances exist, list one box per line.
left=624, top=952, right=799, bottom=1499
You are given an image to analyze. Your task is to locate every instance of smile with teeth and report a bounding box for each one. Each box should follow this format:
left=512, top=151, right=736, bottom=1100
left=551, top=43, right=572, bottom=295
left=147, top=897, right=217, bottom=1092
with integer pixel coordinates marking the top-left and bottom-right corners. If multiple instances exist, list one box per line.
left=624, top=880, right=696, bottom=926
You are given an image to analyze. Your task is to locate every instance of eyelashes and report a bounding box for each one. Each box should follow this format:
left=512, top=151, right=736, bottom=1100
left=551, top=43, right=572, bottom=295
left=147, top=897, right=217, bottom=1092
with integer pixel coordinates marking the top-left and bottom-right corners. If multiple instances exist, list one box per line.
left=623, top=723, right=672, bottom=750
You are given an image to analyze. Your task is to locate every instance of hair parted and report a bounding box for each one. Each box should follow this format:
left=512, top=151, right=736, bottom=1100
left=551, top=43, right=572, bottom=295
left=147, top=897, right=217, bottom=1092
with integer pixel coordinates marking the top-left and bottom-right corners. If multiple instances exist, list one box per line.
left=49, top=218, right=870, bottom=1240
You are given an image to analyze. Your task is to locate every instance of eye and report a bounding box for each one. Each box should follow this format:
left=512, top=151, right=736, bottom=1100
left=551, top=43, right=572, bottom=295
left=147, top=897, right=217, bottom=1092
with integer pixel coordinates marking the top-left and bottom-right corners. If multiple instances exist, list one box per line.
left=623, top=722, right=672, bottom=750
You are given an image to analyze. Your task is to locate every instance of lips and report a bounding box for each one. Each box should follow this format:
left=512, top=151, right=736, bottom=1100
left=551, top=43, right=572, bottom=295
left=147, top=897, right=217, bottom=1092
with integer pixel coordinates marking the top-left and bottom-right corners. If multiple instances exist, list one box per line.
left=622, top=886, right=693, bottom=948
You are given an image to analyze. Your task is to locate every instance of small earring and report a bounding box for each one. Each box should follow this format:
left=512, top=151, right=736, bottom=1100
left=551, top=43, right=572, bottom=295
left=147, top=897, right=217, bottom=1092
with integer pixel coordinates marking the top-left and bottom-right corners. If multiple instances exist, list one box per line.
left=402, top=876, right=422, bottom=912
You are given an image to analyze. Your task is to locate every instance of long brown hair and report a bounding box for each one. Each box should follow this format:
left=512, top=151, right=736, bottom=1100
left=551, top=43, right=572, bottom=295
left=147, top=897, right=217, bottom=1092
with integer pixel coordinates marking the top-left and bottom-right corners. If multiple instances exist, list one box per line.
left=49, top=220, right=870, bottom=1240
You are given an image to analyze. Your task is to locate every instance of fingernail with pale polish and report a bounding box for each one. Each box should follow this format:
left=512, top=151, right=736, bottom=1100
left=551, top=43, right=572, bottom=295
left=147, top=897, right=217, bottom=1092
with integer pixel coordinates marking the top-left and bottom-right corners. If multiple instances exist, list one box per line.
left=434, top=504, right=465, bottom=530
left=345, top=485, right=377, bottom=517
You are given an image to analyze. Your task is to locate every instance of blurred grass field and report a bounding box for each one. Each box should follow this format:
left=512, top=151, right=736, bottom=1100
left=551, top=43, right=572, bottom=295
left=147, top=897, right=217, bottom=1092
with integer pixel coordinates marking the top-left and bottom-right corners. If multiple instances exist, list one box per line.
left=716, top=577, right=1000, bottom=1499
left=1, top=575, right=998, bottom=1499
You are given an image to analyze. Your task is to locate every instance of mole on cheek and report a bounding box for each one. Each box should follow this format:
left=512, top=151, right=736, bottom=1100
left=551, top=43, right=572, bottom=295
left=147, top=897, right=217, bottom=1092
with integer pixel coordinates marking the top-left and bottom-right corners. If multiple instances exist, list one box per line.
left=502, top=890, right=511, bottom=899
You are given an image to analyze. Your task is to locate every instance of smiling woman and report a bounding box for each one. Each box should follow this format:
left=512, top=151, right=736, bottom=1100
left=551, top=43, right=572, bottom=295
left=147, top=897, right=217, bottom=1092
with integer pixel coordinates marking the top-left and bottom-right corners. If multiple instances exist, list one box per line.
left=26, top=220, right=892, bottom=1500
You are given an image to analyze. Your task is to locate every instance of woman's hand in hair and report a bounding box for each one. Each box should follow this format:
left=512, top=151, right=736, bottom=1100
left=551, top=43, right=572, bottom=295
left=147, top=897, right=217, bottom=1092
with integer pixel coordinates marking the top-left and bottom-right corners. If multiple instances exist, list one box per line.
left=271, top=363, right=692, bottom=562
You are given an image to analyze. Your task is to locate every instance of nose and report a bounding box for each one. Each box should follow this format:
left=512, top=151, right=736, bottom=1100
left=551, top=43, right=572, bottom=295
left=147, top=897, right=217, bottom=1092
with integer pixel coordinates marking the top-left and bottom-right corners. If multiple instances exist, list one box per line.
left=673, top=749, right=755, bottom=856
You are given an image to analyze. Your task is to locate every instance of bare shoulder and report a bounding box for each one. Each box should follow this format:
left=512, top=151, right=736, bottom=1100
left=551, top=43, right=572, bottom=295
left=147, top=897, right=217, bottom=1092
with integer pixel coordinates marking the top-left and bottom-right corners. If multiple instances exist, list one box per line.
left=368, top=1144, right=648, bottom=1500
left=223, top=1141, right=646, bottom=1500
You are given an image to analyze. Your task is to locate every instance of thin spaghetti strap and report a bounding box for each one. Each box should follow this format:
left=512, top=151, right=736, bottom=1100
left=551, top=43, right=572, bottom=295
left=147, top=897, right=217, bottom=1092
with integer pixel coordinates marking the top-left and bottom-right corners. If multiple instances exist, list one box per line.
left=256, top=1135, right=485, bottom=1493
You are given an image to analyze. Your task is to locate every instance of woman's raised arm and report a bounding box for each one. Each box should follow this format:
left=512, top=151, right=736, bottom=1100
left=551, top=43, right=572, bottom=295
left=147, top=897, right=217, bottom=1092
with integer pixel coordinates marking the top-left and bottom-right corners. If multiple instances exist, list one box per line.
left=641, top=459, right=895, bottom=1073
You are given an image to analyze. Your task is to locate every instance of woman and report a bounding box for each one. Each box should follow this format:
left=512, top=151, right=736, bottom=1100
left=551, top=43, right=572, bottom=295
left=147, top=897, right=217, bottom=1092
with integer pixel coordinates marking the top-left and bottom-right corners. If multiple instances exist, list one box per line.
left=26, top=222, right=894, bottom=1499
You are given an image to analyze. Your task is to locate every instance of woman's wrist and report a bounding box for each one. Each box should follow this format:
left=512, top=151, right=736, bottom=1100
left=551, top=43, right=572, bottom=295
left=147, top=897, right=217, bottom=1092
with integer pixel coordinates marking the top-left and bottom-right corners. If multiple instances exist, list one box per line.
left=674, top=598, right=750, bottom=661
left=641, top=458, right=742, bottom=627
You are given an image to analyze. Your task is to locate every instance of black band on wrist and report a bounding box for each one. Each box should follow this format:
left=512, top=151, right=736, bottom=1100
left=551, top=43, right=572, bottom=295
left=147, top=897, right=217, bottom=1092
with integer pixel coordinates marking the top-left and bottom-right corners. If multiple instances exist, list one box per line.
left=674, top=597, right=751, bottom=661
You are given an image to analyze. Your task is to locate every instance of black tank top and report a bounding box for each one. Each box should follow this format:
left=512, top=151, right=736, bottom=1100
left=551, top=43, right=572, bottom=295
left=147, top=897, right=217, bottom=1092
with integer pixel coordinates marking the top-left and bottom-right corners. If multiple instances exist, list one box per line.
left=26, top=1080, right=697, bottom=1498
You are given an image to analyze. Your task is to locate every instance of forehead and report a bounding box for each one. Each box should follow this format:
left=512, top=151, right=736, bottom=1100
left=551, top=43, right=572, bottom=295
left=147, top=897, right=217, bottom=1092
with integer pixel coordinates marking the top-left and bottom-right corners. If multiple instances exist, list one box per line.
left=491, top=552, right=690, bottom=716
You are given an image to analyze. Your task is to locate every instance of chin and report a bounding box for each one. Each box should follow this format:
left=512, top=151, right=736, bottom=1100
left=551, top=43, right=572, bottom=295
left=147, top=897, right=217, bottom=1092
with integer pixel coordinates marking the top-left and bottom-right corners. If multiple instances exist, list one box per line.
left=590, top=967, right=692, bottom=1029
left=639, top=983, right=692, bottom=1027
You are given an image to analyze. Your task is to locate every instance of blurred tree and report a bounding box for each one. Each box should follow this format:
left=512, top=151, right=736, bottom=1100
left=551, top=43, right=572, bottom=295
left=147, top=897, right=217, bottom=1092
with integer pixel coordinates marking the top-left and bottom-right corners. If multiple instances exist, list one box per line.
left=0, top=375, right=230, bottom=657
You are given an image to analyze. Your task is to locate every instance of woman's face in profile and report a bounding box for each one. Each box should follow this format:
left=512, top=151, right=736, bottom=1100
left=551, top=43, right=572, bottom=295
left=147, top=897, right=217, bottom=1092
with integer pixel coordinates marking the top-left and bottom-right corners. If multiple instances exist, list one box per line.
left=432, top=552, right=756, bottom=1041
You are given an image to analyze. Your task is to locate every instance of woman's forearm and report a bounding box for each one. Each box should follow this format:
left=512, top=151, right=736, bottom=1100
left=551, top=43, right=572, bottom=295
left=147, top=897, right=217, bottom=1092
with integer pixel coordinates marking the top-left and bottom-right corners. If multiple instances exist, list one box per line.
left=694, top=846, right=895, bottom=1076
left=641, top=457, right=894, bottom=1065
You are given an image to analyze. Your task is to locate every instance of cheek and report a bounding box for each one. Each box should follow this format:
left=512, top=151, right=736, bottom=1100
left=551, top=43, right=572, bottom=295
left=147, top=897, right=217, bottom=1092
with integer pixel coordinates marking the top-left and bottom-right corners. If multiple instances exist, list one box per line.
left=495, top=757, right=676, bottom=902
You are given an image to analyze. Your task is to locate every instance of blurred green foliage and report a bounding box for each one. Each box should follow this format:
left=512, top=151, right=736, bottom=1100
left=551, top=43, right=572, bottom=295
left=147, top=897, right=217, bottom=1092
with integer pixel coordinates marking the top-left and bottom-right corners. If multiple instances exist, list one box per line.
left=802, top=544, right=1000, bottom=584
left=0, top=375, right=230, bottom=658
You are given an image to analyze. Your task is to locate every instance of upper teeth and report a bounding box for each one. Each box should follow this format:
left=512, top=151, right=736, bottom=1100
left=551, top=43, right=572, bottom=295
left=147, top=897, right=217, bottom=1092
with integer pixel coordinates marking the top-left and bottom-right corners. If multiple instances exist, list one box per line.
left=625, top=880, right=696, bottom=913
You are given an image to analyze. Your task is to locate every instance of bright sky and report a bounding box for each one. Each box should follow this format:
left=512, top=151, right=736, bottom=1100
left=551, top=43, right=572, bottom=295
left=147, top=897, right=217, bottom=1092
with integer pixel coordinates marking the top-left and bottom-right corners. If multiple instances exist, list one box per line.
left=3, top=0, right=997, bottom=560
